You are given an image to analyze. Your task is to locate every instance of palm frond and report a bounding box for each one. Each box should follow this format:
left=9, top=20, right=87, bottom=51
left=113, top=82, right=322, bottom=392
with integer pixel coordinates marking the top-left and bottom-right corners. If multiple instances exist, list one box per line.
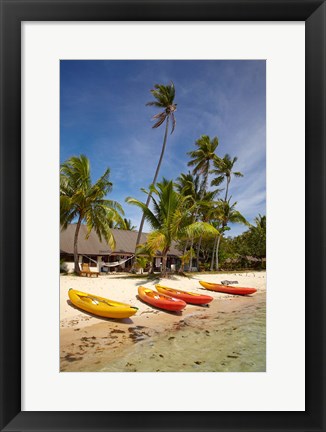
left=152, top=115, right=166, bottom=129
left=146, top=231, right=168, bottom=253
left=146, top=101, right=164, bottom=107
left=182, top=221, right=219, bottom=239
left=152, top=112, right=166, bottom=120
left=126, top=197, right=160, bottom=230
left=96, top=199, right=125, bottom=215
left=146, top=82, right=177, bottom=131
left=211, top=175, right=225, bottom=187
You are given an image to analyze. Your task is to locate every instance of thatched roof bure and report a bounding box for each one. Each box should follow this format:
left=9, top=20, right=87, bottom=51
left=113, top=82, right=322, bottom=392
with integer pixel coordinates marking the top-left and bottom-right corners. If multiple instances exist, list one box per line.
left=60, top=224, right=181, bottom=257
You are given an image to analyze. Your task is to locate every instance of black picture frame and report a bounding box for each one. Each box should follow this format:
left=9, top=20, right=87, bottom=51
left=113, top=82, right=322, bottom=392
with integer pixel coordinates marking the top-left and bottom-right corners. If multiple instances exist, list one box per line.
left=0, top=0, right=325, bottom=431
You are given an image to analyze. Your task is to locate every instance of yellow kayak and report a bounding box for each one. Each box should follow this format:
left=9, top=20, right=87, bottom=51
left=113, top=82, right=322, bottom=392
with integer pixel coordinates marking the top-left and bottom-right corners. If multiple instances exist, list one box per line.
left=68, top=289, right=138, bottom=319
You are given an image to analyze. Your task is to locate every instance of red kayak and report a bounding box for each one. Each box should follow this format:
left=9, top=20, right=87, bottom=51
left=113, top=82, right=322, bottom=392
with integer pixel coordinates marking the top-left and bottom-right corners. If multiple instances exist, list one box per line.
left=138, top=286, right=186, bottom=311
left=156, top=284, right=213, bottom=305
left=199, top=281, right=257, bottom=296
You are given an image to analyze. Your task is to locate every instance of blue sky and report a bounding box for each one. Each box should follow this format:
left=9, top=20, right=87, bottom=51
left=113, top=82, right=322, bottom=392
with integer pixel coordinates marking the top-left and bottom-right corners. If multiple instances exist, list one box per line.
left=60, top=60, right=266, bottom=237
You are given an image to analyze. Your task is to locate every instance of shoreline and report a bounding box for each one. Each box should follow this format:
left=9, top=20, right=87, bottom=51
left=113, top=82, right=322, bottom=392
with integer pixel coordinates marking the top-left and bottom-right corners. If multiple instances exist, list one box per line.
left=60, top=271, right=266, bottom=372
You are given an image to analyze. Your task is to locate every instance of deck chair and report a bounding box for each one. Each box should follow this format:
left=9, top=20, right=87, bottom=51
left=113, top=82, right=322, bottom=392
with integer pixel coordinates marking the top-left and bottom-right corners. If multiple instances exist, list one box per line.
left=80, top=263, right=99, bottom=277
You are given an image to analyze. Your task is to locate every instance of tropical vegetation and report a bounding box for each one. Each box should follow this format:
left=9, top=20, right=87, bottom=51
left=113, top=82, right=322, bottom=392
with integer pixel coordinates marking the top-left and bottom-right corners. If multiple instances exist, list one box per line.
left=60, top=155, right=124, bottom=274
left=60, top=82, right=266, bottom=276
left=134, top=82, right=177, bottom=252
left=215, top=215, right=266, bottom=269
left=126, top=180, right=218, bottom=276
left=186, top=135, right=220, bottom=268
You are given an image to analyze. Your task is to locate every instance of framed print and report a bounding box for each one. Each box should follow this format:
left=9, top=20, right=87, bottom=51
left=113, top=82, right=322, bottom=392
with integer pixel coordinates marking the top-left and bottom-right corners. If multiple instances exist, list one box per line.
left=0, top=0, right=325, bottom=431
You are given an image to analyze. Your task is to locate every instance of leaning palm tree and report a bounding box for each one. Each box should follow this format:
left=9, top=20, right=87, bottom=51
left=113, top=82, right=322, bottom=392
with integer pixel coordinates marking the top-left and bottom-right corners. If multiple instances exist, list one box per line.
left=134, top=82, right=177, bottom=252
left=60, top=155, right=124, bottom=274
left=211, top=153, right=243, bottom=201
left=126, top=180, right=218, bottom=277
left=212, top=199, right=248, bottom=270
left=187, top=135, right=219, bottom=269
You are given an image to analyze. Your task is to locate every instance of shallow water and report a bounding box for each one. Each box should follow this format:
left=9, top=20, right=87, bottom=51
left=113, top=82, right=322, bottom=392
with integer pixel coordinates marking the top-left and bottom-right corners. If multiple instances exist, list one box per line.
left=100, top=296, right=266, bottom=372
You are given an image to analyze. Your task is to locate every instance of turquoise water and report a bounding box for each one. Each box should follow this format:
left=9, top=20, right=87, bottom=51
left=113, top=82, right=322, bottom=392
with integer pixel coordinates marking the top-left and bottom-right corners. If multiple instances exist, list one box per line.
left=100, top=295, right=266, bottom=372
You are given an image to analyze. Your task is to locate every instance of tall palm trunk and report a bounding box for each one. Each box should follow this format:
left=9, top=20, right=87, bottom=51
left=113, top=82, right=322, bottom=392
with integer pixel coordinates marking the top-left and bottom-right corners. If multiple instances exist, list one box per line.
left=196, top=234, right=203, bottom=270
left=215, top=233, right=222, bottom=271
left=194, top=174, right=208, bottom=270
left=188, top=217, right=196, bottom=270
left=178, top=239, right=189, bottom=273
left=161, top=248, right=169, bottom=277
left=183, top=239, right=189, bottom=255
left=224, top=176, right=230, bottom=201
left=73, top=215, right=83, bottom=274
left=135, top=117, right=170, bottom=251
left=214, top=177, right=229, bottom=271
left=210, top=234, right=218, bottom=270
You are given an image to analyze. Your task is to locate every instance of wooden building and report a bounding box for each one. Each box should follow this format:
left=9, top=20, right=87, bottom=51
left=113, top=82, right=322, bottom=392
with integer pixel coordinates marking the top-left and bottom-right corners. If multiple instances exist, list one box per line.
left=60, top=224, right=181, bottom=273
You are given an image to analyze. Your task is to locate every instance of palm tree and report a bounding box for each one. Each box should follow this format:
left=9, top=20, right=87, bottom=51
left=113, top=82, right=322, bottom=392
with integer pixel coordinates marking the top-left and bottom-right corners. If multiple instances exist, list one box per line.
left=212, top=199, right=248, bottom=270
left=210, top=220, right=221, bottom=271
left=211, top=154, right=243, bottom=201
left=175, top=172, right=201, bottom=260
left=187, top=135, right=219, bottom=269
left=134, top=82, right=177, bottom=252
left=210, top=154, right=243, bottom=269
left=126, top=180, right=218, bottom=277
left=187, top=135, right=219, bottom=195
left=195, top=190, right=219, bottom=267
left=175, top=173, right=202, bottom=229
left=253, top=214, right=266, bottom=231
left=175, top=172, right=201, bottom=199
left=60, top=155, right=124, bottom=274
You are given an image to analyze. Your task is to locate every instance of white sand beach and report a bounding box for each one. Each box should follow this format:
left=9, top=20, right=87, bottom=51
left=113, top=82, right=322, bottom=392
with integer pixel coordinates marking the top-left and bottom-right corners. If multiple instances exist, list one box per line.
left=60, top=271, right=266, bottom=372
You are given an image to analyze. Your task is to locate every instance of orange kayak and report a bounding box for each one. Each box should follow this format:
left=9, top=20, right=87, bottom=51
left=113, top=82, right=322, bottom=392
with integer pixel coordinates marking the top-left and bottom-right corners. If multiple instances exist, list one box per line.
left=199, top=281, right=257, bottom=296
left=138, top=286, right=186, bottom=311
left=156, top=284, right=213, bottom=305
